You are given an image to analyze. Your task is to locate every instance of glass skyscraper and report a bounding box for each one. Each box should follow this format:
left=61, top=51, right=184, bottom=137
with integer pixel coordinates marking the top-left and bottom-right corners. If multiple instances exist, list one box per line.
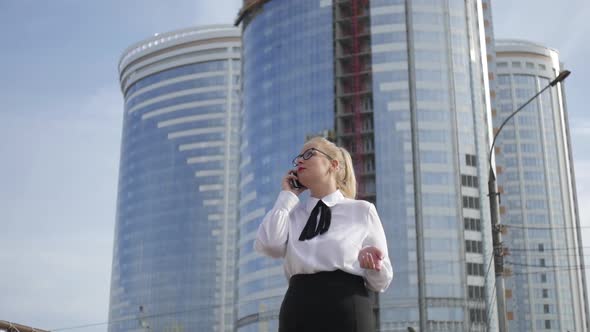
left=108, top=25, right=241, bottom=332
left=492, top=39, right=589, bottom=332
left=236, top=0, right=497, bottom=330
left=236, top=2, right=335, bottom=331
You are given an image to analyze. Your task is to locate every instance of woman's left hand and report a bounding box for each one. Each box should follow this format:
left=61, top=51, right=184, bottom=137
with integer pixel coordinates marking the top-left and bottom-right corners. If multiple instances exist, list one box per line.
left=358, top=246, right=383, bottom=271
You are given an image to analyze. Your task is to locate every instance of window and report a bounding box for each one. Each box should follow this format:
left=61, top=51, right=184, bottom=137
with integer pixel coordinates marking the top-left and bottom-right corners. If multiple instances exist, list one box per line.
left=362, top=118, right=374, bottom=131
left=506, top=199, right=521, bottom=209
left=519, top=130, right=537, bottom=139
left=518, top=115, right=536, bottom=125
left=514, top=74, right=535, bottom=85
left=467, top=262, right=484, bottom=276
left=466, top=240, right=483, bottom=254
left=470, top=308, right=486, bottom=324
left=364, top=138, right=374, bottom=153
left=529, top=229, right=551, bottom=239
left=502, top=130, right=516, bottom=139
left=364, top=158, right=375, bottom=172
left=542, top=289, right=548, bottom=298
left=419, top=129, right=449, bottom=143
left=526, top=185, right=545, bottom=194
left=545, top=320, right=551, bottom=329
left=464, top=217, right=481, bottom=231
left=468, top=285, right=485, bottom=299
left=527, top=199, right=546, bottom=209
left=544, top=304, right=550, bottom=313
left=498, top=74, right=510, bottom=84
left=541, top=274, right=547, bottom=283
left=463, top=196, right=480, bottom=210
left=503, top=144, right=516, bottom=153
left=422, top=172, right=452, bottom=185
left=424, top=193, right=455, bottom=208
left=521, top=144, right=540, bottom=153
left=421, top=150, right=448, bottom=164
left=524, top=172, right=544, bottom=182
left=512, top=61, right=522, bottom=68
left=465, top=154, right=477, bottom=167
left=523, top=157, right=541, bottom=166
left=461, top=174, right=479, bottom=188
left=529, top=214, right=548, bottom=224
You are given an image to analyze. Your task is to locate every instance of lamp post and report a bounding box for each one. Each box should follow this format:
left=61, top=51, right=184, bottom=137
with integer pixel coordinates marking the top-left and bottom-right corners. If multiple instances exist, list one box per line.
left=487, top=70, right=570, bottom=332
left=138, top=305, right=151, bottom=331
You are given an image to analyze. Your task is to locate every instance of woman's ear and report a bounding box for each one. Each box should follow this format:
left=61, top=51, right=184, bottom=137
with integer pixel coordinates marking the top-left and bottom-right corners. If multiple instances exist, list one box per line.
left=331, top=159, right=340, bottom=171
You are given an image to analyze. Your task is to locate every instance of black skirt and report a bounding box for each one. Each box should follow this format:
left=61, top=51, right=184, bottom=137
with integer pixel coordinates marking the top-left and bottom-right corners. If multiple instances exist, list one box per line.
left=279, top=270, right=375, bottom=332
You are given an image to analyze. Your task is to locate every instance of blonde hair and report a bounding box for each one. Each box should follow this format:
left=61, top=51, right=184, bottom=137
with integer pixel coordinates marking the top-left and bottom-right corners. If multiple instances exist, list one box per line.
left=304, top=136, right=357, bottom=199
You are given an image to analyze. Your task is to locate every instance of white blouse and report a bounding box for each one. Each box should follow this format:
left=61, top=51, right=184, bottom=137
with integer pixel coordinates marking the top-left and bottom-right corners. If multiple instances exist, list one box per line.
left=254, top=190, right=393, bottom=292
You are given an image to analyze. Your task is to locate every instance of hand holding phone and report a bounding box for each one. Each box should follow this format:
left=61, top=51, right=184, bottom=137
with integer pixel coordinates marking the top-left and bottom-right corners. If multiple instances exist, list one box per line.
left=290, top=171, right=303, bottom=189
left=282, top=170, right=306, bottom=194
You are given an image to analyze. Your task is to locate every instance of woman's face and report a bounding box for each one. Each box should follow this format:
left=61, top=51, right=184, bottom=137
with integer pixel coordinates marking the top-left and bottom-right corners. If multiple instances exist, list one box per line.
left=294, top=144, right=334, bottom=187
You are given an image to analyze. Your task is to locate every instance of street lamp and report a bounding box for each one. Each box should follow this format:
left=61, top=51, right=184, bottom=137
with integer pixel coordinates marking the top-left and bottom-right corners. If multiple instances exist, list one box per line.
left=138, top=305, right=151, bottom=331
left=487, top=70, right=570, bottom=332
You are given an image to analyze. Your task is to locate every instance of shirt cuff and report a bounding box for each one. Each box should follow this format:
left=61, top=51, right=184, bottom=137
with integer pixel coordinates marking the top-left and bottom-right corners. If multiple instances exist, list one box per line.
left=273, top=190, right=300, bottom=211
left=365, top=266, right=393, bottom=292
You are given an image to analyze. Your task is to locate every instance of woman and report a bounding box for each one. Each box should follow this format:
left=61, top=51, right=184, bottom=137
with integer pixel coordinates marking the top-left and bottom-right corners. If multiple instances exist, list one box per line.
left=254, top=137, right=393, bottom=332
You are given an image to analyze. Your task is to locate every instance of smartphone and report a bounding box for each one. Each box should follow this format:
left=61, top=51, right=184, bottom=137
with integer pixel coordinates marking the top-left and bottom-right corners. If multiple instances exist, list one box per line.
left=290, top=171, right=303, bottom=189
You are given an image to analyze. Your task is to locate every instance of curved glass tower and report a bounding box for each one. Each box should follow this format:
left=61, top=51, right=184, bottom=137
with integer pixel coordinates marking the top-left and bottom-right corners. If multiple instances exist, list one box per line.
left=237, top=0, right=497, bottom=331
left=493, top=39, right=589, bottom=332
left=108, top=25, right=241, bottom=332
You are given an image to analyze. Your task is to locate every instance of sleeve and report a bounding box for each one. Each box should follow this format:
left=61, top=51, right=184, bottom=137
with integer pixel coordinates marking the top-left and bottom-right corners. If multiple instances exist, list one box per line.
left=253, top=190, right=300, bottom=258
left=362, top=203, right=394, bottom=292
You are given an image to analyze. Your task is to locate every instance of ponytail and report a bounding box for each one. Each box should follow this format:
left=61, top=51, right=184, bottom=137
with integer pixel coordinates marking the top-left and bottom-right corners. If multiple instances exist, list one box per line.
left=336, top=147, right=357, bottom=199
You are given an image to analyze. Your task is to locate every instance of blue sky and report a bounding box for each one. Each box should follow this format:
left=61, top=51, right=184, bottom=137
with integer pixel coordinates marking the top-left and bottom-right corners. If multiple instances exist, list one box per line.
left=0, top=1, right=588, bottom=331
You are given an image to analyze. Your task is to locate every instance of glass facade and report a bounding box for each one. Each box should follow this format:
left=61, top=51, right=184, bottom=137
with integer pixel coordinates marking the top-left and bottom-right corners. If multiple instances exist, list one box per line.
left=494, top=40, right=588, bottom=332
left=108, top=26, right=241, bottom=332
left=370, top=0, right=494, bottom=330
left=237, top=1, right=334, bottom=331
left=238, top=0, right=496, bottom=331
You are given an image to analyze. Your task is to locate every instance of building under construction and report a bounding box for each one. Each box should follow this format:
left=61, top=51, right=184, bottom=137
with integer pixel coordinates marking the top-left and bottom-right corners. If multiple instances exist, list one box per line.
left=236, top=0, right=498, bottom=331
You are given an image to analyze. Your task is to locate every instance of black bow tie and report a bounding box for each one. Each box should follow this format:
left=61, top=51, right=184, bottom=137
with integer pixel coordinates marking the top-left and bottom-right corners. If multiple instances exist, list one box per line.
left=299, top=200, right=331, bottom=241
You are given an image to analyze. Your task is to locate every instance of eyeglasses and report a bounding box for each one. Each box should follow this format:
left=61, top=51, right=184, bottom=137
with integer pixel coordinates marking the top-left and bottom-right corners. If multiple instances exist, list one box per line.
left=292, top=148, right=333, bottom=167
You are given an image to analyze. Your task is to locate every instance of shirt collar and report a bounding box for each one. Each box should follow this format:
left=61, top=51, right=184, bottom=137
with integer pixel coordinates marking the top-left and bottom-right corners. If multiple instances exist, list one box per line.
left=305, top=190, right=344, bottom=213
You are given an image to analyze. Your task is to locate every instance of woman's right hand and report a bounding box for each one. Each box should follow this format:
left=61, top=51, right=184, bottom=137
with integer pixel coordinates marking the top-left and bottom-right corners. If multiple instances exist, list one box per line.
left=282, top=170, right=307, bottom=195
left=358, top=246, right=384, bottom=271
